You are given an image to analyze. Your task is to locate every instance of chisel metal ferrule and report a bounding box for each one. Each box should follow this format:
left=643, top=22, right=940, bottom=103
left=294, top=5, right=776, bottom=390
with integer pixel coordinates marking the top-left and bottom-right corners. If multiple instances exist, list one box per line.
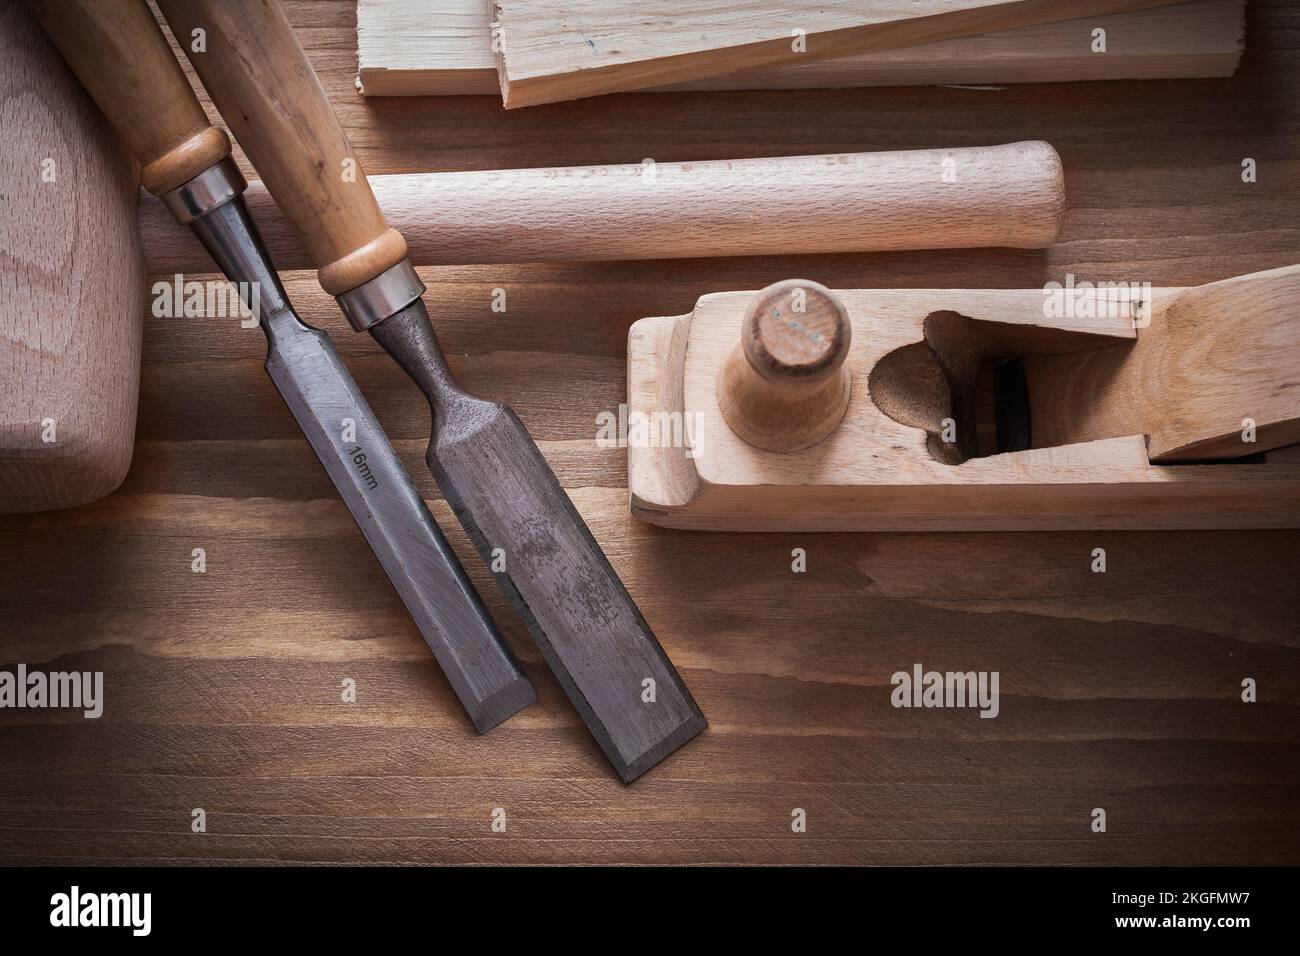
left=337, top=258, right=425, bottom=332
left=161, top=155, right=246, bottom=224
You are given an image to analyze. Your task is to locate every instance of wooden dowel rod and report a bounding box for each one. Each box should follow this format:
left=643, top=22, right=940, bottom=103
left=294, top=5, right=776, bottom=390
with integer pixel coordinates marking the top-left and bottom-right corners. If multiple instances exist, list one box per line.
left=139, top=142, right=1063, bottom=273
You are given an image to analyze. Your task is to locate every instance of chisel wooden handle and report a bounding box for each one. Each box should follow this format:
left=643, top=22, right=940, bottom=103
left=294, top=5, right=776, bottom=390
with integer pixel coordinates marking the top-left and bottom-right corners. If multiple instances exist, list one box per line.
left=156, top=0, right=405, bottom=295
left=29, top=0, right=229, bottom=196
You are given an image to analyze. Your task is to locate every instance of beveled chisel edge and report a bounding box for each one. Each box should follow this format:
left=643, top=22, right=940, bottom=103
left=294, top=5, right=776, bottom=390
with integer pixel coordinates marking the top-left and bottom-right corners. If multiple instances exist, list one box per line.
left=471, top=674, right=540, bottom=734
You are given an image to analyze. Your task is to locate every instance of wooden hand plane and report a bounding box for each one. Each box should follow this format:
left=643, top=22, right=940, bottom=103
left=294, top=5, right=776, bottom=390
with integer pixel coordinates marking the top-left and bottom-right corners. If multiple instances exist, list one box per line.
left=627, top=267, right=1300, bottom=531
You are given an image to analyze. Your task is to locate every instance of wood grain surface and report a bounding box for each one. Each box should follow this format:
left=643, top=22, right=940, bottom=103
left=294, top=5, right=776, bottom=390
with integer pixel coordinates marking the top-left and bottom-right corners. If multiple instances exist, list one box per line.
left=1, top=0, right=1297, bottom=865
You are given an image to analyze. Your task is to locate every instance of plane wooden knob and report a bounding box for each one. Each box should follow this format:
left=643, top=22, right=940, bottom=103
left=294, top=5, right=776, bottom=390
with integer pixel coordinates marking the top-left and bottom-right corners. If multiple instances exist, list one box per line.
left=717, top=279, right=853, bottom=453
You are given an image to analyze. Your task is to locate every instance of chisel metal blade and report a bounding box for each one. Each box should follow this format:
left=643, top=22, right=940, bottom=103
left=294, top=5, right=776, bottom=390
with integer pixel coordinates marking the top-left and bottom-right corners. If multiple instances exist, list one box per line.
left=189, top=197, right=536, bottom=733
left=371, top=300, right=708, bottom=782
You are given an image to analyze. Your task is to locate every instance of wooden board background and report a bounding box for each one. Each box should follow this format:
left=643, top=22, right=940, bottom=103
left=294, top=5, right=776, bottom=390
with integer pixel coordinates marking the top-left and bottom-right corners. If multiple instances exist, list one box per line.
left=1, top=0, right=1297, bottom=865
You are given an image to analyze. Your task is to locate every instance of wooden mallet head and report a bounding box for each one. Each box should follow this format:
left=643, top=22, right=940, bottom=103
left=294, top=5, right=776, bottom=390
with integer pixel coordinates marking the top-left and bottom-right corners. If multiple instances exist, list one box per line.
left=0, top=1, right=146, bottom=513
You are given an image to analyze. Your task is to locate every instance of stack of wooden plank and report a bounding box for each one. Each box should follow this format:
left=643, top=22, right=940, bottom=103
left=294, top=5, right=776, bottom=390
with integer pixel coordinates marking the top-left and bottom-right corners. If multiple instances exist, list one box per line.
left=357, top=0, right=1247, bottom=102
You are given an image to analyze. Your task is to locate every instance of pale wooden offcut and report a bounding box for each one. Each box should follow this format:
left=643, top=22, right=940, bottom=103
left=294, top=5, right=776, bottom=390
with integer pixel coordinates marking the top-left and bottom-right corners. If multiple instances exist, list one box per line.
left=0, top=0, right=144, bottom=513
left=138, top=143, right=1065, bottom=271
left=490, top=0, right=1185, bottom=107
left=627, top=276, right=1300, bottom=532
left=357, top=0, right=1244, bottom=97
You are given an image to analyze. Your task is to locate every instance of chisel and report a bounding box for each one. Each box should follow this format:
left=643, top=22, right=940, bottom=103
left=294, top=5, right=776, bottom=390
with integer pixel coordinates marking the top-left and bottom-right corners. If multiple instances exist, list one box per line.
left=32, top=0, right=536, bottom=733
left=157, top=0, right=707, bottom=781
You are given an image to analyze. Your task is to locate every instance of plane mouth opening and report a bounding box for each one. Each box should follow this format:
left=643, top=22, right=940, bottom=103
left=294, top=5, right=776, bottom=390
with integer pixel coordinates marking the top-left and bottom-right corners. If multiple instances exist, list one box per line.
left=868, top=310, right=1107, bottom=465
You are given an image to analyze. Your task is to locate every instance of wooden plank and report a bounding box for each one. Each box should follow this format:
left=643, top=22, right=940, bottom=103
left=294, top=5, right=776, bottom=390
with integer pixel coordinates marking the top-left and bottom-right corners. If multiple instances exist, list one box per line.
left=1, top=0, right=1298, bottom=866
left=358, top=0, right=1245, bottom=97
left=627, top=278, right=1300, bottom=531
left=490, top=0, right=1196, bottom=108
